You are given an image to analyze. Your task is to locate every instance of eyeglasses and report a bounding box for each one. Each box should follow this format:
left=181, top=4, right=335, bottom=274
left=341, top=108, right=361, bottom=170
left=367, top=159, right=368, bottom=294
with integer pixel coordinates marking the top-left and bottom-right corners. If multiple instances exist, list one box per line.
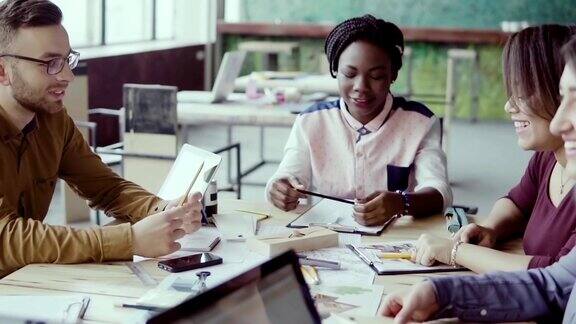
left=0, top=50, right=80, bottom=75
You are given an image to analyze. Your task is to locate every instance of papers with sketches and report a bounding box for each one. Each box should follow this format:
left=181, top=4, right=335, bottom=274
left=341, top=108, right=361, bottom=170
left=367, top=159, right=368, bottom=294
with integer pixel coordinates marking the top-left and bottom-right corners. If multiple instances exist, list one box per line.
left=0, top=295, right=89, bottom=323
left=157, top=144, right=222, bottom=200
left=357, top=241, right=465, bottom=275
left=299, top=247, right=375, bottom=286
left=310, top=284, right=384, bottom=318
left=177, top=226, right=221, bottom=252
left=289, top=199, right=394, bottom=235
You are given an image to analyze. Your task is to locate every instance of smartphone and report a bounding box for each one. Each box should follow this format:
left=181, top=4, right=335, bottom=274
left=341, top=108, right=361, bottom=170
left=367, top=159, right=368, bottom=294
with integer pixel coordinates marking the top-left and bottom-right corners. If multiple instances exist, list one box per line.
left=158, top=253, right=223, bottom=273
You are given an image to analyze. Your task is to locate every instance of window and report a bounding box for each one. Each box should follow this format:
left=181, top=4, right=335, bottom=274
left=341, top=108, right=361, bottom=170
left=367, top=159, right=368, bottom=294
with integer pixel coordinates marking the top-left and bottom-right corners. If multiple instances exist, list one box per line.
left=51, top=0, right=213, bottom=48
left=155, top=0, right=176, bottom=40
left=52, top=0, right=102, bottom=47
left=105, top=0, right=153, bottom=44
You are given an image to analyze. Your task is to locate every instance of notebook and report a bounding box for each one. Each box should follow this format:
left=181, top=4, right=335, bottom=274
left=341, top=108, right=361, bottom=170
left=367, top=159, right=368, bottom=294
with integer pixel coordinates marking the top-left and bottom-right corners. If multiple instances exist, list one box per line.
left=350, top=241, right=467, bottom=275
left=0, top=295, right=89, bottom=323
left=212, top=213, right=259, bottom=242
left=178, top=226, right=221, bottom=252
left=288, top=199, right=394, bottom=235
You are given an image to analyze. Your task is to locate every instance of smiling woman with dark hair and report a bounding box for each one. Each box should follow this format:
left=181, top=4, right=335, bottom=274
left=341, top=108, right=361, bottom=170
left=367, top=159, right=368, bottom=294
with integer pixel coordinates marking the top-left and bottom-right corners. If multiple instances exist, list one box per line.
left=265, top=15, right=452, bottom=224
left=380, top=34, right=576, bottom=324
left=412, top=24, right=576, bottom=274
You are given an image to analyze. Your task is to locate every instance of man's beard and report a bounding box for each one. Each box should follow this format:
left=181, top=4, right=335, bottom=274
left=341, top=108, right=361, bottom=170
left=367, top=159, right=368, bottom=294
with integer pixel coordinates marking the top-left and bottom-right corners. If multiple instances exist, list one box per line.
left=11, top=67, right=63, bottom=114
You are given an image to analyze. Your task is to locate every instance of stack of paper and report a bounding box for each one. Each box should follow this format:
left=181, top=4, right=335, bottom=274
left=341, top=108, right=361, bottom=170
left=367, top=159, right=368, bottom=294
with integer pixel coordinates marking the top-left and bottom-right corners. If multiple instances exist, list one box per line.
left=309, top=284, right=384, bottom=318
left=213, top=213, right=258, bottom=241
left=0, top=295, right=89, bottom=323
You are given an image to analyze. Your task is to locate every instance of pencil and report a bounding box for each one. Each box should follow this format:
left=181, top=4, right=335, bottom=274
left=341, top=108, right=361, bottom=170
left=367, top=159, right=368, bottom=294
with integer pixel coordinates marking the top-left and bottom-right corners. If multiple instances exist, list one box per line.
left=296, top=189, right=354, bottom=205
left=235, top=209, right=271, bottom=220
left=114, top=302, right=165, bottom=312
left=307, top=265, right=320, bottom=284
left=378, top=252, right=412, bottom=260
left=300, top=266, right=319, bottom=285
left=178, top=161, right=204, bottom=206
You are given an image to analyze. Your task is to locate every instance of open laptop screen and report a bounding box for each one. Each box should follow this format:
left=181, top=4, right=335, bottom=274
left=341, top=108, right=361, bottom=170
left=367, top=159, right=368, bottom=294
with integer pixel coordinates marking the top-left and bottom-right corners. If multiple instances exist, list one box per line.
left=148, top=251, right=321, bottom=324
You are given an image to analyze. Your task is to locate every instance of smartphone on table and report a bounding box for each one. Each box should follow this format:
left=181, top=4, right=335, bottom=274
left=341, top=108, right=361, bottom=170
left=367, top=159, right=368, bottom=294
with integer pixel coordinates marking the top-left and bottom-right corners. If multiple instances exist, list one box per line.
left=158, top=253, right=223, bottom=273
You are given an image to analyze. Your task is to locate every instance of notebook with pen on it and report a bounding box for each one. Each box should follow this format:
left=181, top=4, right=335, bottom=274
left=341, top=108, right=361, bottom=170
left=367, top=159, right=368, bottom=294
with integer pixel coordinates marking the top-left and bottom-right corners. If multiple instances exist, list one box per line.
left=347, top=242, right=467, bottom=275
left=287, top=198, right=396, bottom=236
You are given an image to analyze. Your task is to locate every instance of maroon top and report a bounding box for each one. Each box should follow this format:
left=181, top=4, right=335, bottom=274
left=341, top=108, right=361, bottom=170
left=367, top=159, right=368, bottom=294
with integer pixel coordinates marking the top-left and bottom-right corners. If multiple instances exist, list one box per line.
left=507, top=151, right=576, bottom=268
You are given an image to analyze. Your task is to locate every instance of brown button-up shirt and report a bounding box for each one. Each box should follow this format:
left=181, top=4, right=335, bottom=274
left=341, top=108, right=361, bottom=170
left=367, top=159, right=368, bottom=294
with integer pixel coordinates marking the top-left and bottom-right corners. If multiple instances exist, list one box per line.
left=0, top=105, right=167, bottom=277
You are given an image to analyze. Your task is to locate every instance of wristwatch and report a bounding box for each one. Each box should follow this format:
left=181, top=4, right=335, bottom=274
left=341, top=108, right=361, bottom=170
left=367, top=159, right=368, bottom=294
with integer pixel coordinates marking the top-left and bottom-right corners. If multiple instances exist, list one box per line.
left=395, top=190, right=411, bottom=215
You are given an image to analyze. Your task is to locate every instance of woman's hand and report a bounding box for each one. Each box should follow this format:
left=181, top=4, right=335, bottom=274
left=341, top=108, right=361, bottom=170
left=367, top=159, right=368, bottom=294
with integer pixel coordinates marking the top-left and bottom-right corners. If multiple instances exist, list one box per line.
left=453, top=223, right=497, bottom=247
left=412, top=233, right=453, bottom=266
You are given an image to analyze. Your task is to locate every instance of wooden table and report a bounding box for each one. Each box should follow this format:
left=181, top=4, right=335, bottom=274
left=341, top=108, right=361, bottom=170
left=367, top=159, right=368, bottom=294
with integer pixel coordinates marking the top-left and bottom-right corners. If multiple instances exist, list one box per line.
left=0, top=199, right=521, bottom=323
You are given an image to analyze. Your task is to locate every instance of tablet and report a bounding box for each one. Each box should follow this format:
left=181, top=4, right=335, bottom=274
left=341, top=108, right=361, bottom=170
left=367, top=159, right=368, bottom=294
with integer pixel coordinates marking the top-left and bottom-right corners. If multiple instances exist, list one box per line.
left=157, top=144, right=222, bottom=200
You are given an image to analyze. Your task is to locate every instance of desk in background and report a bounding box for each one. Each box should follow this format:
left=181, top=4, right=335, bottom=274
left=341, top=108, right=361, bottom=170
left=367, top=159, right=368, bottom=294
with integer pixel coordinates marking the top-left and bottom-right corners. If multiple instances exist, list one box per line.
left=234, top=71, right=339, bottom=96
left=0, top=199, right=523, bottom=323
left=178, top=99, right=298, bottom=186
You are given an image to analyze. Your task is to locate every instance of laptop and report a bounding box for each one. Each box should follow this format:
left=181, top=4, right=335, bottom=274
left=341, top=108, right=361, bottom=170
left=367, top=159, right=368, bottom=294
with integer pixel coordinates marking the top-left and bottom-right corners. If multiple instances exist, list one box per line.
left=178, top=51, right=246, bottom=104
left=147, top=250, right=321, bottom=324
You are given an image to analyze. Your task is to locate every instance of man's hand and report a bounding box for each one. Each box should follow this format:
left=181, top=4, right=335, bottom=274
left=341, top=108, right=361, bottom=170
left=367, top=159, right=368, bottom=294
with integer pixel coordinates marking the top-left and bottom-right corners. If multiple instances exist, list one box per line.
left=453, top=223, right=497, bottom=248
left=132, top=203, right=196, bottom=257
left=353, top=191, right=403, bottom=226
left=380, top=281, right=440, bottom=324
left=165, top=192, right=203, bottom=234
left=268, top=176, right=306, bottom=211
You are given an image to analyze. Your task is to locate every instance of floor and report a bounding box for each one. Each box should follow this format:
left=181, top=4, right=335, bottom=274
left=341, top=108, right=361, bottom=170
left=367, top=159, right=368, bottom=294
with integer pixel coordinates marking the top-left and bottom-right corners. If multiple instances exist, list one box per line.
left=45, top=119, right=532, bottom=226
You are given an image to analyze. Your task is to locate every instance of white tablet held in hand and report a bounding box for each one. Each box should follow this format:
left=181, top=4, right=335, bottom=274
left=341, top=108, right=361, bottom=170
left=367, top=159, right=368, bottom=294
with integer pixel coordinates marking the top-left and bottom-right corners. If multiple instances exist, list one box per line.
left=157, top=144, right=222, bottom=200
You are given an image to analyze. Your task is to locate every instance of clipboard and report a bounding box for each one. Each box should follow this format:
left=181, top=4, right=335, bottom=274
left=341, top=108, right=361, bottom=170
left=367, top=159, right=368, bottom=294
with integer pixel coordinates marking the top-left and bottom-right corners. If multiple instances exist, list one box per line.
left=287, top=198, right=396, bottom=236
left=157, top=144, right=222, bottom=200
left=347, top=243, right=468, bottom=275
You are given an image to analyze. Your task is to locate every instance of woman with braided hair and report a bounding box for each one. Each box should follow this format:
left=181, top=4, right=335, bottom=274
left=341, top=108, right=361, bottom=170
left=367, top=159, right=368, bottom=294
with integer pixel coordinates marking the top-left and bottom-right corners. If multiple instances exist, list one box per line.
left=266, top=15, right=452, bottom=225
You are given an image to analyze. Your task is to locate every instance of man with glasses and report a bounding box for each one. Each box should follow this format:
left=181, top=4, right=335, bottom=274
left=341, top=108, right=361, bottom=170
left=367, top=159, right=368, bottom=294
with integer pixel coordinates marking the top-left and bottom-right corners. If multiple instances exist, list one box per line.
left=0, top=50, right=80, bottom=76
left=0, top=0, right=203, bottom=277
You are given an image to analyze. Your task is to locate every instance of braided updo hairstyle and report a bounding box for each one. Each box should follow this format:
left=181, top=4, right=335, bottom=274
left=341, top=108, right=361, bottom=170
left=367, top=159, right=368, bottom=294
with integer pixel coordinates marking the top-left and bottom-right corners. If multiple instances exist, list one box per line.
left=324, top=14, right=404, bottom=78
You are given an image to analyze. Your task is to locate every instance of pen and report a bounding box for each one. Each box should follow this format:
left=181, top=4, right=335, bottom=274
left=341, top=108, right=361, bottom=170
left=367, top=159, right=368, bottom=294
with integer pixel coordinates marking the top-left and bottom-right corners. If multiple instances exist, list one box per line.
left=296, top=189, right=354, bottom=205
left=235, top=209, right=271, bottom=219
left=178, top=161, right=205, bottom=206
left=309, top=222, right=357, bottom=233
left=297, top=254, right=341, bottom=269
left=307, top=265, right=320, bottom=284
left=300, top=265, right=320, bottom=285
left=115, top=303, right=166, bottom=312
left=378, top=252, right=412, bottom=260
left=346, top=244, right=374, bottom=267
